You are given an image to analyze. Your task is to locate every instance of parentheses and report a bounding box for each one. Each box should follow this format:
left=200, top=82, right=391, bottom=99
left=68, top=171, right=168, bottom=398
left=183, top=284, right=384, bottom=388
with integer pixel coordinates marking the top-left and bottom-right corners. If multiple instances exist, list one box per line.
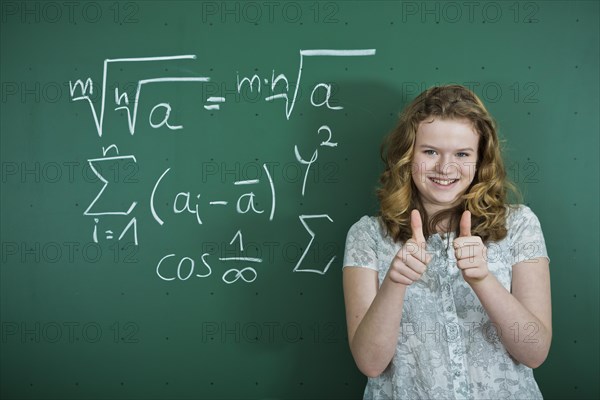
left=151, top=168, right=170, bottom=226
left=263, top=163, right=275, bottom=221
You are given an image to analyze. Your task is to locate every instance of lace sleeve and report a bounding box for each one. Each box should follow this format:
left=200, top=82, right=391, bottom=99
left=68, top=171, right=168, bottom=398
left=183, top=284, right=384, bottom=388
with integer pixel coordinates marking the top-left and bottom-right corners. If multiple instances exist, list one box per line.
left=509, top=205, right=550, bottom=265
left=342, top=216, right=379, bottom=271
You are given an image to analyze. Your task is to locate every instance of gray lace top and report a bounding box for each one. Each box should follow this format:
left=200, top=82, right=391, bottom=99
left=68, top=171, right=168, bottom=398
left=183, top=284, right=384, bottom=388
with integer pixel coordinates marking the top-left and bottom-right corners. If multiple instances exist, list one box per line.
left=343, top=205, right=550, bottom=399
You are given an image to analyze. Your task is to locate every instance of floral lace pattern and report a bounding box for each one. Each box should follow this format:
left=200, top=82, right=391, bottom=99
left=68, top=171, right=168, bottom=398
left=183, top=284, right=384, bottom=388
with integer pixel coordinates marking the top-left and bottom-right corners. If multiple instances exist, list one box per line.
left=343, top=205, right=550, bottom=400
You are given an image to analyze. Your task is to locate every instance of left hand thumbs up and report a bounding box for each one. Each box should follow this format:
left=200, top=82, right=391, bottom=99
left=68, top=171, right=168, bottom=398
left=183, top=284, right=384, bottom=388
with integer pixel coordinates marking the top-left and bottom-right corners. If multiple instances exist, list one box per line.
left=460, top=209, right=472, bottom=237
left=454, top=210, right=489, bottom=284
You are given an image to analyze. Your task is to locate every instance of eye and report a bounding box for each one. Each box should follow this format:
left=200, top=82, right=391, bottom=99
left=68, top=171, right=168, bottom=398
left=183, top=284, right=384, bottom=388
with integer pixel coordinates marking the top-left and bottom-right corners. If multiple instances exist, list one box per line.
left=424, top=149, right=437, bottom=155
left=457, top=152, right=470, bottom=158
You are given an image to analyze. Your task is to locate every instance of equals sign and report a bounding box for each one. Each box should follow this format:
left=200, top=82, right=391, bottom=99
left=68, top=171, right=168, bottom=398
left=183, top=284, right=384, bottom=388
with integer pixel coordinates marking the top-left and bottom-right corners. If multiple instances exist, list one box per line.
left=204, top=97, right=225, bottom=110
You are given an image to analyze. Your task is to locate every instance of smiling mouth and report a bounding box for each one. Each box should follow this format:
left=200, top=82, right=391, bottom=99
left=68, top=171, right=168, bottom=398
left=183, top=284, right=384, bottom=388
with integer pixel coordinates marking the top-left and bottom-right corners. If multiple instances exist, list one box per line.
left=429, top=177, right=458, bottom=186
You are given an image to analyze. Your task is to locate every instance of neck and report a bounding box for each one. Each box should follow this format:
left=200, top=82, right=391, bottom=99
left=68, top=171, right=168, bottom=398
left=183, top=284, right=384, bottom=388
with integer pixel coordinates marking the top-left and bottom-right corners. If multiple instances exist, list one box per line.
left=436, top=220, right=452, bottom=234
left=420, top=201, right=460, bottom=235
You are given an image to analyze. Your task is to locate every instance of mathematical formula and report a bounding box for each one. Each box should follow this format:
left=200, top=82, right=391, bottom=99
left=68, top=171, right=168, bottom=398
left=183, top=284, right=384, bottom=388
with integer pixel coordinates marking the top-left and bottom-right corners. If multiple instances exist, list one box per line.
left=69, top=48, right=376, bottom=284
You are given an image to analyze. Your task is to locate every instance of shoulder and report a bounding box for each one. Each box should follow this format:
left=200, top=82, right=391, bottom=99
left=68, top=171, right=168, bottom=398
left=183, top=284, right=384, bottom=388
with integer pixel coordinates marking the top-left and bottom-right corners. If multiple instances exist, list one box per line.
left=506, top=203, right=533, bottom=220
left=345, top=215, right=393, bottom=245
left=502, top=204, right=550, bottom=267
left=505, top=204, right=541, bottom=226
left=343, top=216, right=389, bottom=270
left=504, top=203, right=546, bottom=242
left=348, top=215, right=380, bottom=230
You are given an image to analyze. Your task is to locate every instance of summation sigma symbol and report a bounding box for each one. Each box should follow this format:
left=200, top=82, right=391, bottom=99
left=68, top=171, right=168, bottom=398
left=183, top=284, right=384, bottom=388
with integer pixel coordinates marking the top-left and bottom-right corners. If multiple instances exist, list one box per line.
left=68, top=49, right=376, bottom=284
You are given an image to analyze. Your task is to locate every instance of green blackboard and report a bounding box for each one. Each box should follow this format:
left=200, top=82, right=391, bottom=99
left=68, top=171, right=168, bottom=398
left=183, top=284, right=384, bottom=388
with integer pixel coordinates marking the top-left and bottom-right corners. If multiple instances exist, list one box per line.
left=1, top=1, right=598, bottom=399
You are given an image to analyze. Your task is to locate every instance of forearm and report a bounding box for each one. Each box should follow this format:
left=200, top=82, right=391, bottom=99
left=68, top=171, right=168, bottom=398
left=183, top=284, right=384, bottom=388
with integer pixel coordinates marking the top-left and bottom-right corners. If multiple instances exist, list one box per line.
left=469, top=273, right=551, bottom=368
left=350, top=273, right=407, bottom=377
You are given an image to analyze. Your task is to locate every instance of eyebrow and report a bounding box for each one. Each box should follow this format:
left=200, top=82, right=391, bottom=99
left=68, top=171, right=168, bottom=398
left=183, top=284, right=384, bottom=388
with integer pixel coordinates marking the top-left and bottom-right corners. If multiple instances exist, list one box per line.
left=418, top=144, right=475, bottom=152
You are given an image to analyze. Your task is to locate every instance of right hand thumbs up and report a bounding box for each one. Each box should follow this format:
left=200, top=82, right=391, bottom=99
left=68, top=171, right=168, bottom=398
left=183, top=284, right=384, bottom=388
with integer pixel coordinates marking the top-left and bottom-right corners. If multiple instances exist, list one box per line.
left=388, top=209, right=432, bottom=286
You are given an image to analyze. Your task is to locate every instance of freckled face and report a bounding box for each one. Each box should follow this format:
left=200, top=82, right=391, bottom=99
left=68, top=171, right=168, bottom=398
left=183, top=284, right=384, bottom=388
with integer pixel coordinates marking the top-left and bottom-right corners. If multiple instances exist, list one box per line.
left=411, top=118, right=479, bottom=215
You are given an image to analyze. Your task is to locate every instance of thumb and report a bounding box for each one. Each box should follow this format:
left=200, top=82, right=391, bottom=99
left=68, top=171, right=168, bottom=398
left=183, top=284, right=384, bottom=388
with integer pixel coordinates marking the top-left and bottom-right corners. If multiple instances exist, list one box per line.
left=459, top=210, right=472, bottom=237
left=410, top=209, right=426, bottom=244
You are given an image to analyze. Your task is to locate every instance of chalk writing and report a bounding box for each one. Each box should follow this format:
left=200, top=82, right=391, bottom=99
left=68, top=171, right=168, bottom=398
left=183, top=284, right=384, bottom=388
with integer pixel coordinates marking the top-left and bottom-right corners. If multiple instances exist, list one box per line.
left=69, top=48, right=376, bottom=284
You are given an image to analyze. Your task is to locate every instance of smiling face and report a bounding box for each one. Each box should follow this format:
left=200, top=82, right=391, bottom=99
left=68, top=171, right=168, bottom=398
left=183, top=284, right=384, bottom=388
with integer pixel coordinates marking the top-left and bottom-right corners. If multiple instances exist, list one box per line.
left=411, top=118, right=479, bottom=216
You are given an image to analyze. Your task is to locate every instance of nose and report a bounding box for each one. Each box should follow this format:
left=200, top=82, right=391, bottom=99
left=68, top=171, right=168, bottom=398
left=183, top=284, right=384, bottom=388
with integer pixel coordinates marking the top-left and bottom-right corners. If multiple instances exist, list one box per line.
left=436, top=154, right=460, bottom=178
left=435, top=154, right=451, bottom=171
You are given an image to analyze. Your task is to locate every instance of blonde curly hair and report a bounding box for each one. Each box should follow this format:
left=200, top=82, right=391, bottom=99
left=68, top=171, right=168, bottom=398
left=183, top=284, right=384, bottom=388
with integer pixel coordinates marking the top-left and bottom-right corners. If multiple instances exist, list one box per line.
left=376, top=84, right=520, bottom=243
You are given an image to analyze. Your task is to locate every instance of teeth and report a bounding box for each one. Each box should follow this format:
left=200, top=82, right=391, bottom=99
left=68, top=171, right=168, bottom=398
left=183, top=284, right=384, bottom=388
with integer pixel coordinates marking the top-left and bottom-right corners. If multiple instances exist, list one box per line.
left=431, top=178, right=457, bottom=185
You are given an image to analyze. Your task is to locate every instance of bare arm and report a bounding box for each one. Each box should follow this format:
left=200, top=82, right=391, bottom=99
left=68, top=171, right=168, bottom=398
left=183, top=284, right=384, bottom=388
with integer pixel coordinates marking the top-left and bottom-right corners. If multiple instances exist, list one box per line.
left=469, top=257, right=552, bottom=368
left=343, top=267, right=407, bottom=377
left=454, top=211, right=552, bottom=368
left=343, top=210, right=431, bottom=377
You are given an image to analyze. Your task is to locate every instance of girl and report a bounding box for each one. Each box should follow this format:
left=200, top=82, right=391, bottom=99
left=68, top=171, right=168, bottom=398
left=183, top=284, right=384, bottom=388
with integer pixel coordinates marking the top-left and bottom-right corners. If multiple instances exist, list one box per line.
left=343, top=85, right=551, bottom=399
